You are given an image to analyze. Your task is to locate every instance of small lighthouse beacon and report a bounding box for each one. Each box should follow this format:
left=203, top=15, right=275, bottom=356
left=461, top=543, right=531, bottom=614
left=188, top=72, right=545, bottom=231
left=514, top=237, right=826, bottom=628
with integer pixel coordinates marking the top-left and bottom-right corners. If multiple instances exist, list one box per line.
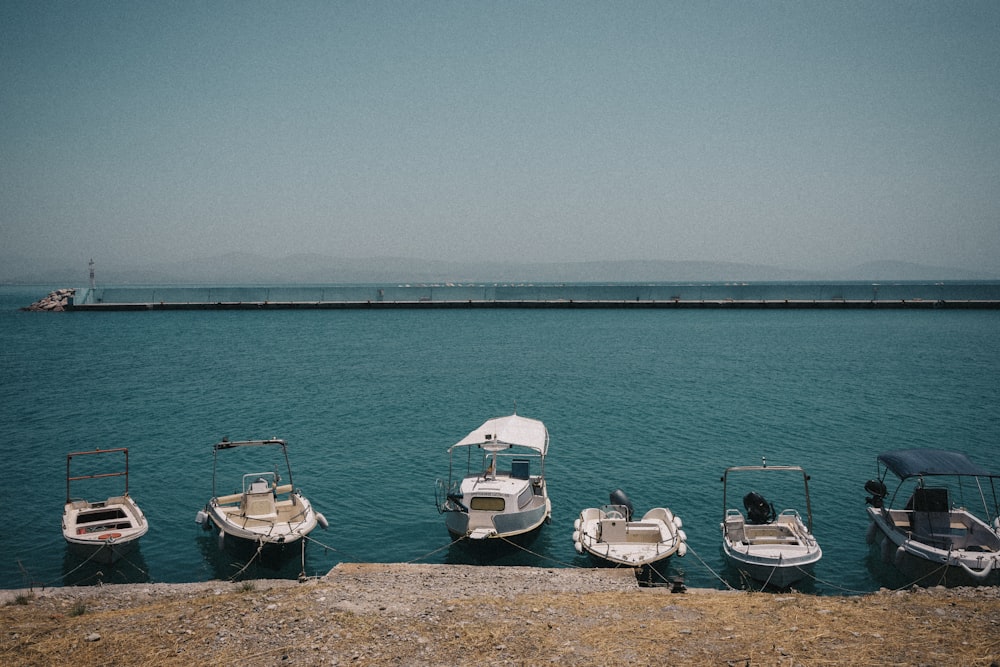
left=89, top=258, right=95, bottom=290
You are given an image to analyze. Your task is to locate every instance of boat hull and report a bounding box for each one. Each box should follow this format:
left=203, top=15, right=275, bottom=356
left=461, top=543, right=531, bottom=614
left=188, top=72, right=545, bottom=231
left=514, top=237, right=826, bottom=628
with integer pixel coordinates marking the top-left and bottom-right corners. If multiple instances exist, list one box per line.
left=722, top=541, right=819, bottom=589
left=64, top=534, right=143, bottom=565
left=581, top=548, right=675, bottom=569
left=204, top=491, right=320, bottom=553
left=62, top=496, right=148, bottom=565
left=866, top=507, right=1000, bottom=587
left=445, top=496, right=551, bottom=543
left=721, top=514, right=822, bottom=589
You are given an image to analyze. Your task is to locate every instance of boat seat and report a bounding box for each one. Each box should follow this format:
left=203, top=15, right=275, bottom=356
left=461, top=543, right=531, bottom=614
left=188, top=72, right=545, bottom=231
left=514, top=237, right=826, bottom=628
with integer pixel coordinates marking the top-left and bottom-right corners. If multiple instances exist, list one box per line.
left=625, top=524, right=663, bottom=544
left=907, top=487, right=949, bottom=512
left=911, top=511, right=957, bottom=548
left=745, top=525, right=792, bottom=538
left=600, top=519, right=627, bottom=543
left=244, top=491, right=277, bottom=519
left=726, top=525, right=747, bottom=544
left=752, top=535, right=799, bottom=545
left=248, top=478, right=271, bottom=494
left=724, top=514, right=747, bottom=543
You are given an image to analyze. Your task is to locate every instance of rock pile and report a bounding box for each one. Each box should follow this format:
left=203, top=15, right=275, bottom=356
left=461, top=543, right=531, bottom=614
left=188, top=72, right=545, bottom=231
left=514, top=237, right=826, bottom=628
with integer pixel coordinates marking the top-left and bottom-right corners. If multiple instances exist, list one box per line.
left=23, top=288, right=75, bottom=312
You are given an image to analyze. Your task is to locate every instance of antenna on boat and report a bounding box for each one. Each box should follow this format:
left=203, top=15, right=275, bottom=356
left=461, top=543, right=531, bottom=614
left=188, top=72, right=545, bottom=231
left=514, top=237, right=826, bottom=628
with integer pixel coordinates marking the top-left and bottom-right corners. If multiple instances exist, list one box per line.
left=89, top=258, right=95, bottom=290
left=513, top=399, right=517, bottom=415
left=762, top=456, right=767, bottom=468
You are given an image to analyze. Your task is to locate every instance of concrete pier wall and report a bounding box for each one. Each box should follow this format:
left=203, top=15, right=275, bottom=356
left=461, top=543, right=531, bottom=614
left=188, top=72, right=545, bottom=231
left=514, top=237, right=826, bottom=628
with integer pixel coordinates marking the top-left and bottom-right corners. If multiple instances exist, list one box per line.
left=56, top=282, right=1000, bottom=310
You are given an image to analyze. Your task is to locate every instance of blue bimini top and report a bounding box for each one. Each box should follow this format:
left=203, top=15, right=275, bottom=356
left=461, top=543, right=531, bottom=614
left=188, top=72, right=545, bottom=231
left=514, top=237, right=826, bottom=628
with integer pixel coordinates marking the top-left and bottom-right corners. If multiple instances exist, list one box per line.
left=878, top=448, right=997, bottom=480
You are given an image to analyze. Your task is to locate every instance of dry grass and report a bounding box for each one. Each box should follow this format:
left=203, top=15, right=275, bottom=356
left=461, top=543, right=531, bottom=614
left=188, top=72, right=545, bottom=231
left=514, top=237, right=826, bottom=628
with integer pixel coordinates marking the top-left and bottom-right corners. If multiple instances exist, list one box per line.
left=2, top=583, right=999, bottom=666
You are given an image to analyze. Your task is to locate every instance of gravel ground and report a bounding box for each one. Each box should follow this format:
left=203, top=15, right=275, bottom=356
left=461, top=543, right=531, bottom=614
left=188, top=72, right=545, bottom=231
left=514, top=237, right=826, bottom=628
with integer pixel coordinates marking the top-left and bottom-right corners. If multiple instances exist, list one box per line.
left=3, top=563, right=999, bottom=666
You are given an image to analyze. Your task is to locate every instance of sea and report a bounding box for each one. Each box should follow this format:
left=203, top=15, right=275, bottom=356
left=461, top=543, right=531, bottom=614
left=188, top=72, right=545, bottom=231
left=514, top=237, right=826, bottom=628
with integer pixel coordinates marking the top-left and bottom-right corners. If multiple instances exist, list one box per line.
left=2, top=284, right=998, bottom=593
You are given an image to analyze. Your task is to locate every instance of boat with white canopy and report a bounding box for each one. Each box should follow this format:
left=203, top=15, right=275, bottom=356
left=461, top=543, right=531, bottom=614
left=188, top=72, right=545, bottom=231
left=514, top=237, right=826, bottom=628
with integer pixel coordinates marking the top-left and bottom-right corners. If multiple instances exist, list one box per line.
left=864, top=448, right=1000, bottom=586
left=436, top=413, right=551, bottom=543
left=721, top=461, right=822, bottom=589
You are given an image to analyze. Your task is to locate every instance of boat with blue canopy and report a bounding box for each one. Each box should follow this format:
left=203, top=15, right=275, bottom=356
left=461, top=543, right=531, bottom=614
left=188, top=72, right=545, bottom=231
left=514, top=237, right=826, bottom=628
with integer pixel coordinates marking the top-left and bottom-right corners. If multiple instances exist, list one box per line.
left=865, top=448, right=1000, bottom=586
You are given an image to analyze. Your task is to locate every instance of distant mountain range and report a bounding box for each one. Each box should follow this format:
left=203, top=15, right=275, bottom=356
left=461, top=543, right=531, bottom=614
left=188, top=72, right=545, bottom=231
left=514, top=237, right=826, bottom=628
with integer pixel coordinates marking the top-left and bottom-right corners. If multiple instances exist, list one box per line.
left=1, top=253, right=996, bottom=285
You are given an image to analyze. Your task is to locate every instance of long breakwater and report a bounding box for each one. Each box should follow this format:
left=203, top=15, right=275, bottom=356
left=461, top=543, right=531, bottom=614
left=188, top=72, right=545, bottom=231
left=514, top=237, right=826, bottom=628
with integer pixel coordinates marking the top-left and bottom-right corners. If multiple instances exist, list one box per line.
left=27, top=282, right=1000, bottom=311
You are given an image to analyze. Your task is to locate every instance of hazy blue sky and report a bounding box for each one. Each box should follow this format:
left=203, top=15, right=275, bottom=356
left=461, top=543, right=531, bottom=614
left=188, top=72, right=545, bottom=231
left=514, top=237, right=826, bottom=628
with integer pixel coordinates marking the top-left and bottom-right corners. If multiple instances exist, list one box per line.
left=3, top=1, right=998, bottom=273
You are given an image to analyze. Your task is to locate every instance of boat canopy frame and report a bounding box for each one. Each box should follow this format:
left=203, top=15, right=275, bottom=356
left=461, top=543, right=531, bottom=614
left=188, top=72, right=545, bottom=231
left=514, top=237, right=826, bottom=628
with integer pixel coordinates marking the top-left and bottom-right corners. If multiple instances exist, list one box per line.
left=445, top=414, right=549, bottom=488
left=721, top=463, right=815, bottom=532
left=66, top=447, right=131, bottom=503
left=873, top=448, right=1000, bottom=524
left=211, top=438, right=295, bottom=499
left=449, top=414, right=549, bottom=455
left=877, top=449, right=999, bottom=480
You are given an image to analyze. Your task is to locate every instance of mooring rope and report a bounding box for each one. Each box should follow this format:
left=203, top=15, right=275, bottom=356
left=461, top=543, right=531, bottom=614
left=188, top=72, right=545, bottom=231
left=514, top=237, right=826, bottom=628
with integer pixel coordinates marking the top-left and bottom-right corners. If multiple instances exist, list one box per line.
left=302, top=532, right=368, bottom=563
left=229, top=541, right=264, bottom=581
left=37, top=544, right=108, bottom=588
left=115, top=550, right=150, bottom=579
left=497, top=535, right=583, bottom=568
left=683, top=544, right=736, bottom=590
left=761, top=562, right=778, bottom=589
left=404, top=536, right=464, bottom=564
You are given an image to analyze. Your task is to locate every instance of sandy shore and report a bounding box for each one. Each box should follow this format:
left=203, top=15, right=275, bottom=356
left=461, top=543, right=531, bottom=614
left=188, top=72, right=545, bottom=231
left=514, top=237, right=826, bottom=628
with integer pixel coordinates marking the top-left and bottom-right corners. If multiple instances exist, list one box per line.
left=3, top=563, right=999, bottom=666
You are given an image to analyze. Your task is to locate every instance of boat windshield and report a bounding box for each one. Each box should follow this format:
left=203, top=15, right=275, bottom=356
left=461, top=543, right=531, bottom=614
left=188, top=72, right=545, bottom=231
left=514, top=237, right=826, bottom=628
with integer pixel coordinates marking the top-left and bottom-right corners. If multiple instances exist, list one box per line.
left=470, top=497, right=505, bottom=512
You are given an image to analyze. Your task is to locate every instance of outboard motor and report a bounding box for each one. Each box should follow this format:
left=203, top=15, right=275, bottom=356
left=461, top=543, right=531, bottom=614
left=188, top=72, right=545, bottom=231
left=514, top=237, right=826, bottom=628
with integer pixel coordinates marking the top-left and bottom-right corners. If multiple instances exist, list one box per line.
left=864, top=480, right=888, bottom=508
left=609, top=489, right=635, bottom=521
left=743, top=491, right=776, bottom=524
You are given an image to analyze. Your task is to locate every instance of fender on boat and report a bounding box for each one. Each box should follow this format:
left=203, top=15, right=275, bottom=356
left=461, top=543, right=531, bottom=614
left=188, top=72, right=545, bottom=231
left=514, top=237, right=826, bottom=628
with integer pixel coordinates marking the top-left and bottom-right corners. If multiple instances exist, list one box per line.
left=572, top=530, right=581, bottom=543
left=957, top=556, right=995, bottom=580
left=573, top=518, right=581, bottom=531
left=672, top=515, right=683, bottom=530
left=574, top=541, right=583, bottom=554
left=894, top=544, right=906, bottom=566
left=677, top=529, right=687, bottom=543
left=880, top=536, right=894, bottom=563
left=316, top=513, right=329, bottom=530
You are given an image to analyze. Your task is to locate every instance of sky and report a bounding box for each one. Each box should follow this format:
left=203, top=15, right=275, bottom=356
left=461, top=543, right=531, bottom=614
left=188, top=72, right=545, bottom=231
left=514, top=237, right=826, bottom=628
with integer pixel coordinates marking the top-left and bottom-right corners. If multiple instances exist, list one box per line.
left=2, top=1, right=999, bottom=274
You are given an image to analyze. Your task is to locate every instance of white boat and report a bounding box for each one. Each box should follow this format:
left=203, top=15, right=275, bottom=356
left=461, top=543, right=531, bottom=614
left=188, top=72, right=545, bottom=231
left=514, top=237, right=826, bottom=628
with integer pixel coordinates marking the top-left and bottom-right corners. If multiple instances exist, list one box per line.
left=573, top=489, right=687, bottom=571
left=436, top=413, right=551, bottom=543
left=721, top=462, right=822, bottom=589
left=62, top=448, right=148, bottom=564
left=865, top=448, right=1000, bottom=586
left=195, top=438, right=327, bottom=553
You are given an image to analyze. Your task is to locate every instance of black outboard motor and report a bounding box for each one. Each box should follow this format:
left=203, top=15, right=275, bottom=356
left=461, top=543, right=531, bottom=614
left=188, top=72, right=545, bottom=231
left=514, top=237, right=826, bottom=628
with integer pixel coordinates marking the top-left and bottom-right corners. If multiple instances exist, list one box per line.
left=864, top=480, right=888, bottom=508
left=743, top=491, right=776, bottom=524
left=609, top=489, right=635, bottom=521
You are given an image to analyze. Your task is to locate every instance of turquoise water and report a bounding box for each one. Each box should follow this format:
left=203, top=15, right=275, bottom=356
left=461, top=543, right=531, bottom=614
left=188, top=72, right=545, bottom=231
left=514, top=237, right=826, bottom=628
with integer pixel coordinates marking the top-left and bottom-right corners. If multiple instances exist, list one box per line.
left=2, top=285, right=998, bottom=592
